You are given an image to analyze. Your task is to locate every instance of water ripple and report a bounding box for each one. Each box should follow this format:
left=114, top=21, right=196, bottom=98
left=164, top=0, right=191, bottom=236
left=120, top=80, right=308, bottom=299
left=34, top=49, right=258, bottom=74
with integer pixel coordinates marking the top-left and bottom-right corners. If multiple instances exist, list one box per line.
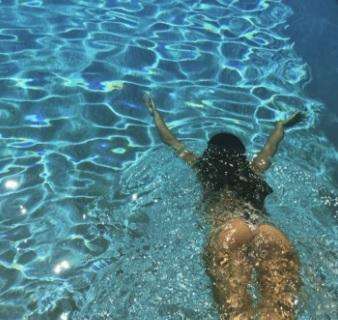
left=0, top=0, right=336, bottom=319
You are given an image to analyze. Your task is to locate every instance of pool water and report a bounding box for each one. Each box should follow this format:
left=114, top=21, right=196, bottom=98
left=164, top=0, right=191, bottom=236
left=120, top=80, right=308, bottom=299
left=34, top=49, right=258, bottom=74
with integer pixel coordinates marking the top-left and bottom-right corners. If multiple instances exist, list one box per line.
left=285, top=0, right=338, bottom=148
left=0, top=1, right=337, bottom=319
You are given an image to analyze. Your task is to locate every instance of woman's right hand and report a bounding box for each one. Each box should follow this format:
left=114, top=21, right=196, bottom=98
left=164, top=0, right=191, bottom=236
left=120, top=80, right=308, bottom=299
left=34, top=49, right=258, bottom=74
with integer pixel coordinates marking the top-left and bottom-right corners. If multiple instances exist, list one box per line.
left=143, top=93, right=157, bottom=115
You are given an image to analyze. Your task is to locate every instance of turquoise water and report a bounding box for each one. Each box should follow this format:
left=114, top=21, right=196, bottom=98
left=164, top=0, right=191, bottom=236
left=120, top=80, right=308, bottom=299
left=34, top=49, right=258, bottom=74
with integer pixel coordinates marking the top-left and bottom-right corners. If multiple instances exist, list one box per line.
left=0, top=0, right=337, bottom=319
left=285, top=0, right=338, bottom=147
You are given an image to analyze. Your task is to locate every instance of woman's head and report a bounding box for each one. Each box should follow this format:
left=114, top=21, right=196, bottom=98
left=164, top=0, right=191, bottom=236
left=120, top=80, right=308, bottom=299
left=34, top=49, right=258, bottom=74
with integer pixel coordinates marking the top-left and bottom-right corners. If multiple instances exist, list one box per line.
left=207, top=132, right=246, bottom=155
left=195, top=132, right=249, bottom=195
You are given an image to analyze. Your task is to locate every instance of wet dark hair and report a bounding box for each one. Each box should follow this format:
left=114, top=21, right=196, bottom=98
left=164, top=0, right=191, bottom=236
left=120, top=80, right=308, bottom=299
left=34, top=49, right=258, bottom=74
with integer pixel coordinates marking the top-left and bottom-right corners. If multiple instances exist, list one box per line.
left=207, top=132, right=246, bottom=155
left=195, top=132, right=250, bottom=197
left=195, top=132, right=273, bottom=209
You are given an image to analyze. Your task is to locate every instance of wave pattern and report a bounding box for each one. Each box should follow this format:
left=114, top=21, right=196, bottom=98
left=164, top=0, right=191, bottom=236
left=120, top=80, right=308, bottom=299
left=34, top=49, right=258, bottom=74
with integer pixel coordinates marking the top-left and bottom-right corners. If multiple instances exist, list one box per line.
left=0, top=0, right=337, bottom=319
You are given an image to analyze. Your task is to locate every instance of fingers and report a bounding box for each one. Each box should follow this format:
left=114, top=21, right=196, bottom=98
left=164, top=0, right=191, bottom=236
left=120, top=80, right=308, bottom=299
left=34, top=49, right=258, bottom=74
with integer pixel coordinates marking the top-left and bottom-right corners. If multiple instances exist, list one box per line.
left=280, top=111, right=306, bottom=128
left=286, top=111, right=305, bottom=126
left=143, top=92, right=151, bottom=105
left=292, top=111, right=305, bottom=121
left=143, top=93, right=156, bottom=114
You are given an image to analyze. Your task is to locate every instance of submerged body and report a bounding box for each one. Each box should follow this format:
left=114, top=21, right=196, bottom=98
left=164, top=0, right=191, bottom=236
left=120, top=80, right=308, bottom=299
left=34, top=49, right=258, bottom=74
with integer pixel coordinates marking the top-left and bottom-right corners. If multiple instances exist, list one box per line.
left=143, top=94, right=303, bottom=319
left=203, top=189, right=299, bottom=320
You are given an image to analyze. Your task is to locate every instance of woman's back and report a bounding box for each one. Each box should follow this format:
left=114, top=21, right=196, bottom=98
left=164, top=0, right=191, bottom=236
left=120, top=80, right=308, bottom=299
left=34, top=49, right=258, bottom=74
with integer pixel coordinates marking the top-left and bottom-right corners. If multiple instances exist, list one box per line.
left=201, top=186, right=270, bottom=228
left=195, top=156, right=273, bottom=211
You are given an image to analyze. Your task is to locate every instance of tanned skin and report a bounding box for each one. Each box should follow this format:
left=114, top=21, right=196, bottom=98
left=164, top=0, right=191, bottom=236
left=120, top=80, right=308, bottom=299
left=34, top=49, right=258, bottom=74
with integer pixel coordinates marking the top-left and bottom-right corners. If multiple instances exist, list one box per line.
left=144, top=94, right=304, bottom=320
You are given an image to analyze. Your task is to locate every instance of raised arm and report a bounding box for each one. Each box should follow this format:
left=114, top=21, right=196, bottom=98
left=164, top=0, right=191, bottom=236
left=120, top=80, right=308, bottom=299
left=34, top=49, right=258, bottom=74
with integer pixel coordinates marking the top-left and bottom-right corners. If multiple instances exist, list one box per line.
left=144, top=94, right=199, bottom=167
left=250, top=112, right=304, bottom=174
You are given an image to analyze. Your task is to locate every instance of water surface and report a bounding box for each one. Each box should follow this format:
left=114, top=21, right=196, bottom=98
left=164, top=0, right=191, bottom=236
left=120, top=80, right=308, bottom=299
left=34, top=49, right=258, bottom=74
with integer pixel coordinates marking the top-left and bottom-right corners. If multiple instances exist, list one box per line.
left=0, top=1, right=337, bottom=319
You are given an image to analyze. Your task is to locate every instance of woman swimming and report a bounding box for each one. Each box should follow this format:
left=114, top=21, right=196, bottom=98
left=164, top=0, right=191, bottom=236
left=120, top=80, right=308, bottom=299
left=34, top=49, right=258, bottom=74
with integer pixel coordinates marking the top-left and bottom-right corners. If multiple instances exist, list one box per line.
left=143, top=94, right=302, bottom=320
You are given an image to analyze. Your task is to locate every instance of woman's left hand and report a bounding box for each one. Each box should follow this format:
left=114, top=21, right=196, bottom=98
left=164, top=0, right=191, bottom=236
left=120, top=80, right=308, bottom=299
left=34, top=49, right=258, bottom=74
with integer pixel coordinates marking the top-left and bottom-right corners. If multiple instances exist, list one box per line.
left=277, top=111, right=305, bottom=128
